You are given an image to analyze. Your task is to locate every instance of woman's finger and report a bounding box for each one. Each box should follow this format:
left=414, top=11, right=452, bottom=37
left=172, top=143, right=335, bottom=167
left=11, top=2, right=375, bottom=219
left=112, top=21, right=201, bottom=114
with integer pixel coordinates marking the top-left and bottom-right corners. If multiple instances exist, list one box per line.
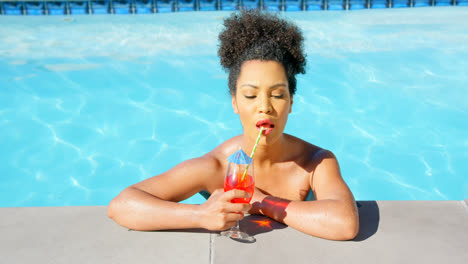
left=225, top=201, right=252, bottom=213
left=223, top=221, right=238, bottom=230
left=225, top=212, right=245, bottom=222
left=223, top=189, right=251, bottom=201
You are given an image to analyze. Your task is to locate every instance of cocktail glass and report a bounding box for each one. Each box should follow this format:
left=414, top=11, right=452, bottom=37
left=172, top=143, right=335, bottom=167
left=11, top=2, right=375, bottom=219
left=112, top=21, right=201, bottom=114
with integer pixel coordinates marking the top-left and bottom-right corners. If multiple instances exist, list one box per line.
left=220, top=149, right=255, bottom=241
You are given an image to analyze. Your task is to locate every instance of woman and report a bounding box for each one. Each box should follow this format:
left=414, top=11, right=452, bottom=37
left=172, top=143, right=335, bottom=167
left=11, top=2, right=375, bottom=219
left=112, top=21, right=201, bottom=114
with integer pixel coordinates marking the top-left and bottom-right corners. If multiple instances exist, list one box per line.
left=108, top=10, right=359, bottom=241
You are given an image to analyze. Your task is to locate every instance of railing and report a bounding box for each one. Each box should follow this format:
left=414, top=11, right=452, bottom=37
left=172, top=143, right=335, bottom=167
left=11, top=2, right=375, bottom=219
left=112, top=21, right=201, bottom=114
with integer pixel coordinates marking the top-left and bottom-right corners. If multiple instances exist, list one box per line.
left=0, top=0, right=466, bottom=15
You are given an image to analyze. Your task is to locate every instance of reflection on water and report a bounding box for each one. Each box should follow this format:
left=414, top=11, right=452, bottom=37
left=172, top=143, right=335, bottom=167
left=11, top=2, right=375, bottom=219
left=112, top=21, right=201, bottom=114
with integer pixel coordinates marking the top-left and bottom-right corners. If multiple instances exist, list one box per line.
left=0, top=8, right=467, bottom=206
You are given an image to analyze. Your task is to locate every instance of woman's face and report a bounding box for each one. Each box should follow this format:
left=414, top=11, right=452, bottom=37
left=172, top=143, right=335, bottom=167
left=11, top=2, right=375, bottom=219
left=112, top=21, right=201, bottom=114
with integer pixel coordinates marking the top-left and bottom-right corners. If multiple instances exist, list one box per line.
left=232, top=60, right=293, bottom=145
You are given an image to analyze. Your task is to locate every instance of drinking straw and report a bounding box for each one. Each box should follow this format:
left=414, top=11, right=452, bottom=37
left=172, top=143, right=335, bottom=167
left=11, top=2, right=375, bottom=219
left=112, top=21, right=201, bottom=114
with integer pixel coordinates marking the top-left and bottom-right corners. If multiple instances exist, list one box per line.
left=241, top=127, right=264, bottom=181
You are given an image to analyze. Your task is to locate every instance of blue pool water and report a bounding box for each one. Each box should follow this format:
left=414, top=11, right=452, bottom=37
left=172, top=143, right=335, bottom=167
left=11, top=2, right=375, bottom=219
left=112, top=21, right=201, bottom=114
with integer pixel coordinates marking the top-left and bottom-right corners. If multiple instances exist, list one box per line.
left=1, top=7, right=467, bottom=207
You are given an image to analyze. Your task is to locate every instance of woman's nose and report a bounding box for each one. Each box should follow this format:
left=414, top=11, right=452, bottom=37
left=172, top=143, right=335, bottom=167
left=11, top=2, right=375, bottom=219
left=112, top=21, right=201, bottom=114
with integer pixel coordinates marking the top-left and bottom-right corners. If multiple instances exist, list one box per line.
left=257, top=95, right=272, bottom=114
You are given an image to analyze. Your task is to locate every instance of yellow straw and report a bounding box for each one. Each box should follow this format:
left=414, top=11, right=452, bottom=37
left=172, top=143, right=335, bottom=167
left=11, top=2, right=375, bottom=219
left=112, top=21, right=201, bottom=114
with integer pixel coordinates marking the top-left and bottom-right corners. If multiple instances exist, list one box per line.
left=241, top=127, right=264, bottom=181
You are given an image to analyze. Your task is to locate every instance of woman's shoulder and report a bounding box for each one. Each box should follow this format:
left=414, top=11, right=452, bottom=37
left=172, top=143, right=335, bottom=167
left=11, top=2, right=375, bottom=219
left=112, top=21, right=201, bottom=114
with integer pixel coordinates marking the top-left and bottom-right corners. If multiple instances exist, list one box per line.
left=284, top=133, right=323, bottom=154
left=283, top=133, right=334, bottom=164
left=203, top=135, right=243, bottom=162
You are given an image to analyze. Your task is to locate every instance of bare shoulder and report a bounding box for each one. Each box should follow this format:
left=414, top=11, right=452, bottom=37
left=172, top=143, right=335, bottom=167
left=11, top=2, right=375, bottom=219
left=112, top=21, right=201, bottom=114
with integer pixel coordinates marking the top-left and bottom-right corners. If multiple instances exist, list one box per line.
left=186, top=135, right=245, bottom=193
left=283, top=134, right=348, bottom=199
left=130, top=135, right=243, bottom=201
left=299, top=147, right=350, bottom=201
left=206, top=135, right=244, bottom=159
left=283, top=133, right=328, bottom=167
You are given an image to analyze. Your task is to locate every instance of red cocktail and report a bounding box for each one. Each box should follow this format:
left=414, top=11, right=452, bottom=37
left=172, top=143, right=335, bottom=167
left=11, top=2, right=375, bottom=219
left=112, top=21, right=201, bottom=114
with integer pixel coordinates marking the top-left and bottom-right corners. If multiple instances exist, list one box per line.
left=220, top=148, right=255, bottom=241
left=224, top=172, right=255, bottom=204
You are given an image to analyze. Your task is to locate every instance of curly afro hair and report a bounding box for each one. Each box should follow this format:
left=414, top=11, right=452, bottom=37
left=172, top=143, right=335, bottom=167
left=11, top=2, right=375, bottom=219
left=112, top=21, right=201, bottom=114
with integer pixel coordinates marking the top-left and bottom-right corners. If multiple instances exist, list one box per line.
left=218, top=10, right=306, bottom=95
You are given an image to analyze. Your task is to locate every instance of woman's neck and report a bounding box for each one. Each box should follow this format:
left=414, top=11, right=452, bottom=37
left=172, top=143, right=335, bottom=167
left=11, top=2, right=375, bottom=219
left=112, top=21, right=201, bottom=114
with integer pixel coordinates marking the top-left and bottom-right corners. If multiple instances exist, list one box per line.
left=241, top=134, right=287, bottom=167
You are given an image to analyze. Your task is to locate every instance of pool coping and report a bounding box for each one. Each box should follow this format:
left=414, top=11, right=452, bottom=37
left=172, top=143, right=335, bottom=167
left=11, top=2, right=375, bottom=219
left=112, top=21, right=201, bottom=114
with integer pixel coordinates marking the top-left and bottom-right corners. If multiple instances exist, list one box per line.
left=1, top=200, right=467, bottom=263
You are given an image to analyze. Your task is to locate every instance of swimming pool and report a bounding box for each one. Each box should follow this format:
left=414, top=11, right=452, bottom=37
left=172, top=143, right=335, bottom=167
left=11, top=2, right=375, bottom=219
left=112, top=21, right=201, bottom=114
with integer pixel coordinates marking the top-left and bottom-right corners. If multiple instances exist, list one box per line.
left=1, top=7, right=467, bottom=207
left=1, top=0, right=468, bottom=15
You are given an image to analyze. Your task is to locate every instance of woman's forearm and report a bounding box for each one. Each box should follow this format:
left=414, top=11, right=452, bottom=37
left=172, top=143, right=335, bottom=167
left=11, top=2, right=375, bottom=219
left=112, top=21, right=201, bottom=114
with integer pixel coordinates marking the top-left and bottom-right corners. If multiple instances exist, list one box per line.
left=107, top=186, right=201, bottom=231
left=257, top=196, right=359, bottom=241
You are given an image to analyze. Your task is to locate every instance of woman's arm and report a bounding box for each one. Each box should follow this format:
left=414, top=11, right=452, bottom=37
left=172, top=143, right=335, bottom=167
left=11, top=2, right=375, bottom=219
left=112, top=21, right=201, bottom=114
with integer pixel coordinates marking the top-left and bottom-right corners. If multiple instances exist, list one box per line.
left=107, top=156, right=251, bottom=231
left=251, top=151, right=359, bottom=241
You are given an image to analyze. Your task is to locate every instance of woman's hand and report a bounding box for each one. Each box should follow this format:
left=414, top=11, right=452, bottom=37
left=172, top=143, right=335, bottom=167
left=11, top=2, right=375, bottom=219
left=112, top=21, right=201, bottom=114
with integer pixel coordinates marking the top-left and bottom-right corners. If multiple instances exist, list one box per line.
left=198, top=189, right=252, bottom=231
left=248, top=187, right=268, bottom=215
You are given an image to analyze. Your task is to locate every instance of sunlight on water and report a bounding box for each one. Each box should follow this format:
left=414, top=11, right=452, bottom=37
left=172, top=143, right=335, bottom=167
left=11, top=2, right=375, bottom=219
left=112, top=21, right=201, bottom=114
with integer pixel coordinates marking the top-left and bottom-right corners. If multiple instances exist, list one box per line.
left=0, top=7, right=467, bottom=206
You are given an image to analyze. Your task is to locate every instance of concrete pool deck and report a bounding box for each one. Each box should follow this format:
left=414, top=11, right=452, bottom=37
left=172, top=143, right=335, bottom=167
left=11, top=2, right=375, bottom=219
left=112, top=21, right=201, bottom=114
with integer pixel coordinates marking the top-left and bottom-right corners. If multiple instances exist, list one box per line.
left=1, top=200, right=467, bottom=263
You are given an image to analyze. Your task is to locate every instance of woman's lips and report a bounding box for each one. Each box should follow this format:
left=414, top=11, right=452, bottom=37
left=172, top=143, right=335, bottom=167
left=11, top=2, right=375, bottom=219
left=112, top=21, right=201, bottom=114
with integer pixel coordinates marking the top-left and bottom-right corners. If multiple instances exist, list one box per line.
left=256, top=119, right=275, bottom=135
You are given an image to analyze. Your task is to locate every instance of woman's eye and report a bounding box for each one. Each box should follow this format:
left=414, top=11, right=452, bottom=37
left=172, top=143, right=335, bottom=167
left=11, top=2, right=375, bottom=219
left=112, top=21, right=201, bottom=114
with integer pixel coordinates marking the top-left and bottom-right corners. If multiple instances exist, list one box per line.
left=244, top=95, right=256, bottom=99
left=273, top=94, right=284, bottom=99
